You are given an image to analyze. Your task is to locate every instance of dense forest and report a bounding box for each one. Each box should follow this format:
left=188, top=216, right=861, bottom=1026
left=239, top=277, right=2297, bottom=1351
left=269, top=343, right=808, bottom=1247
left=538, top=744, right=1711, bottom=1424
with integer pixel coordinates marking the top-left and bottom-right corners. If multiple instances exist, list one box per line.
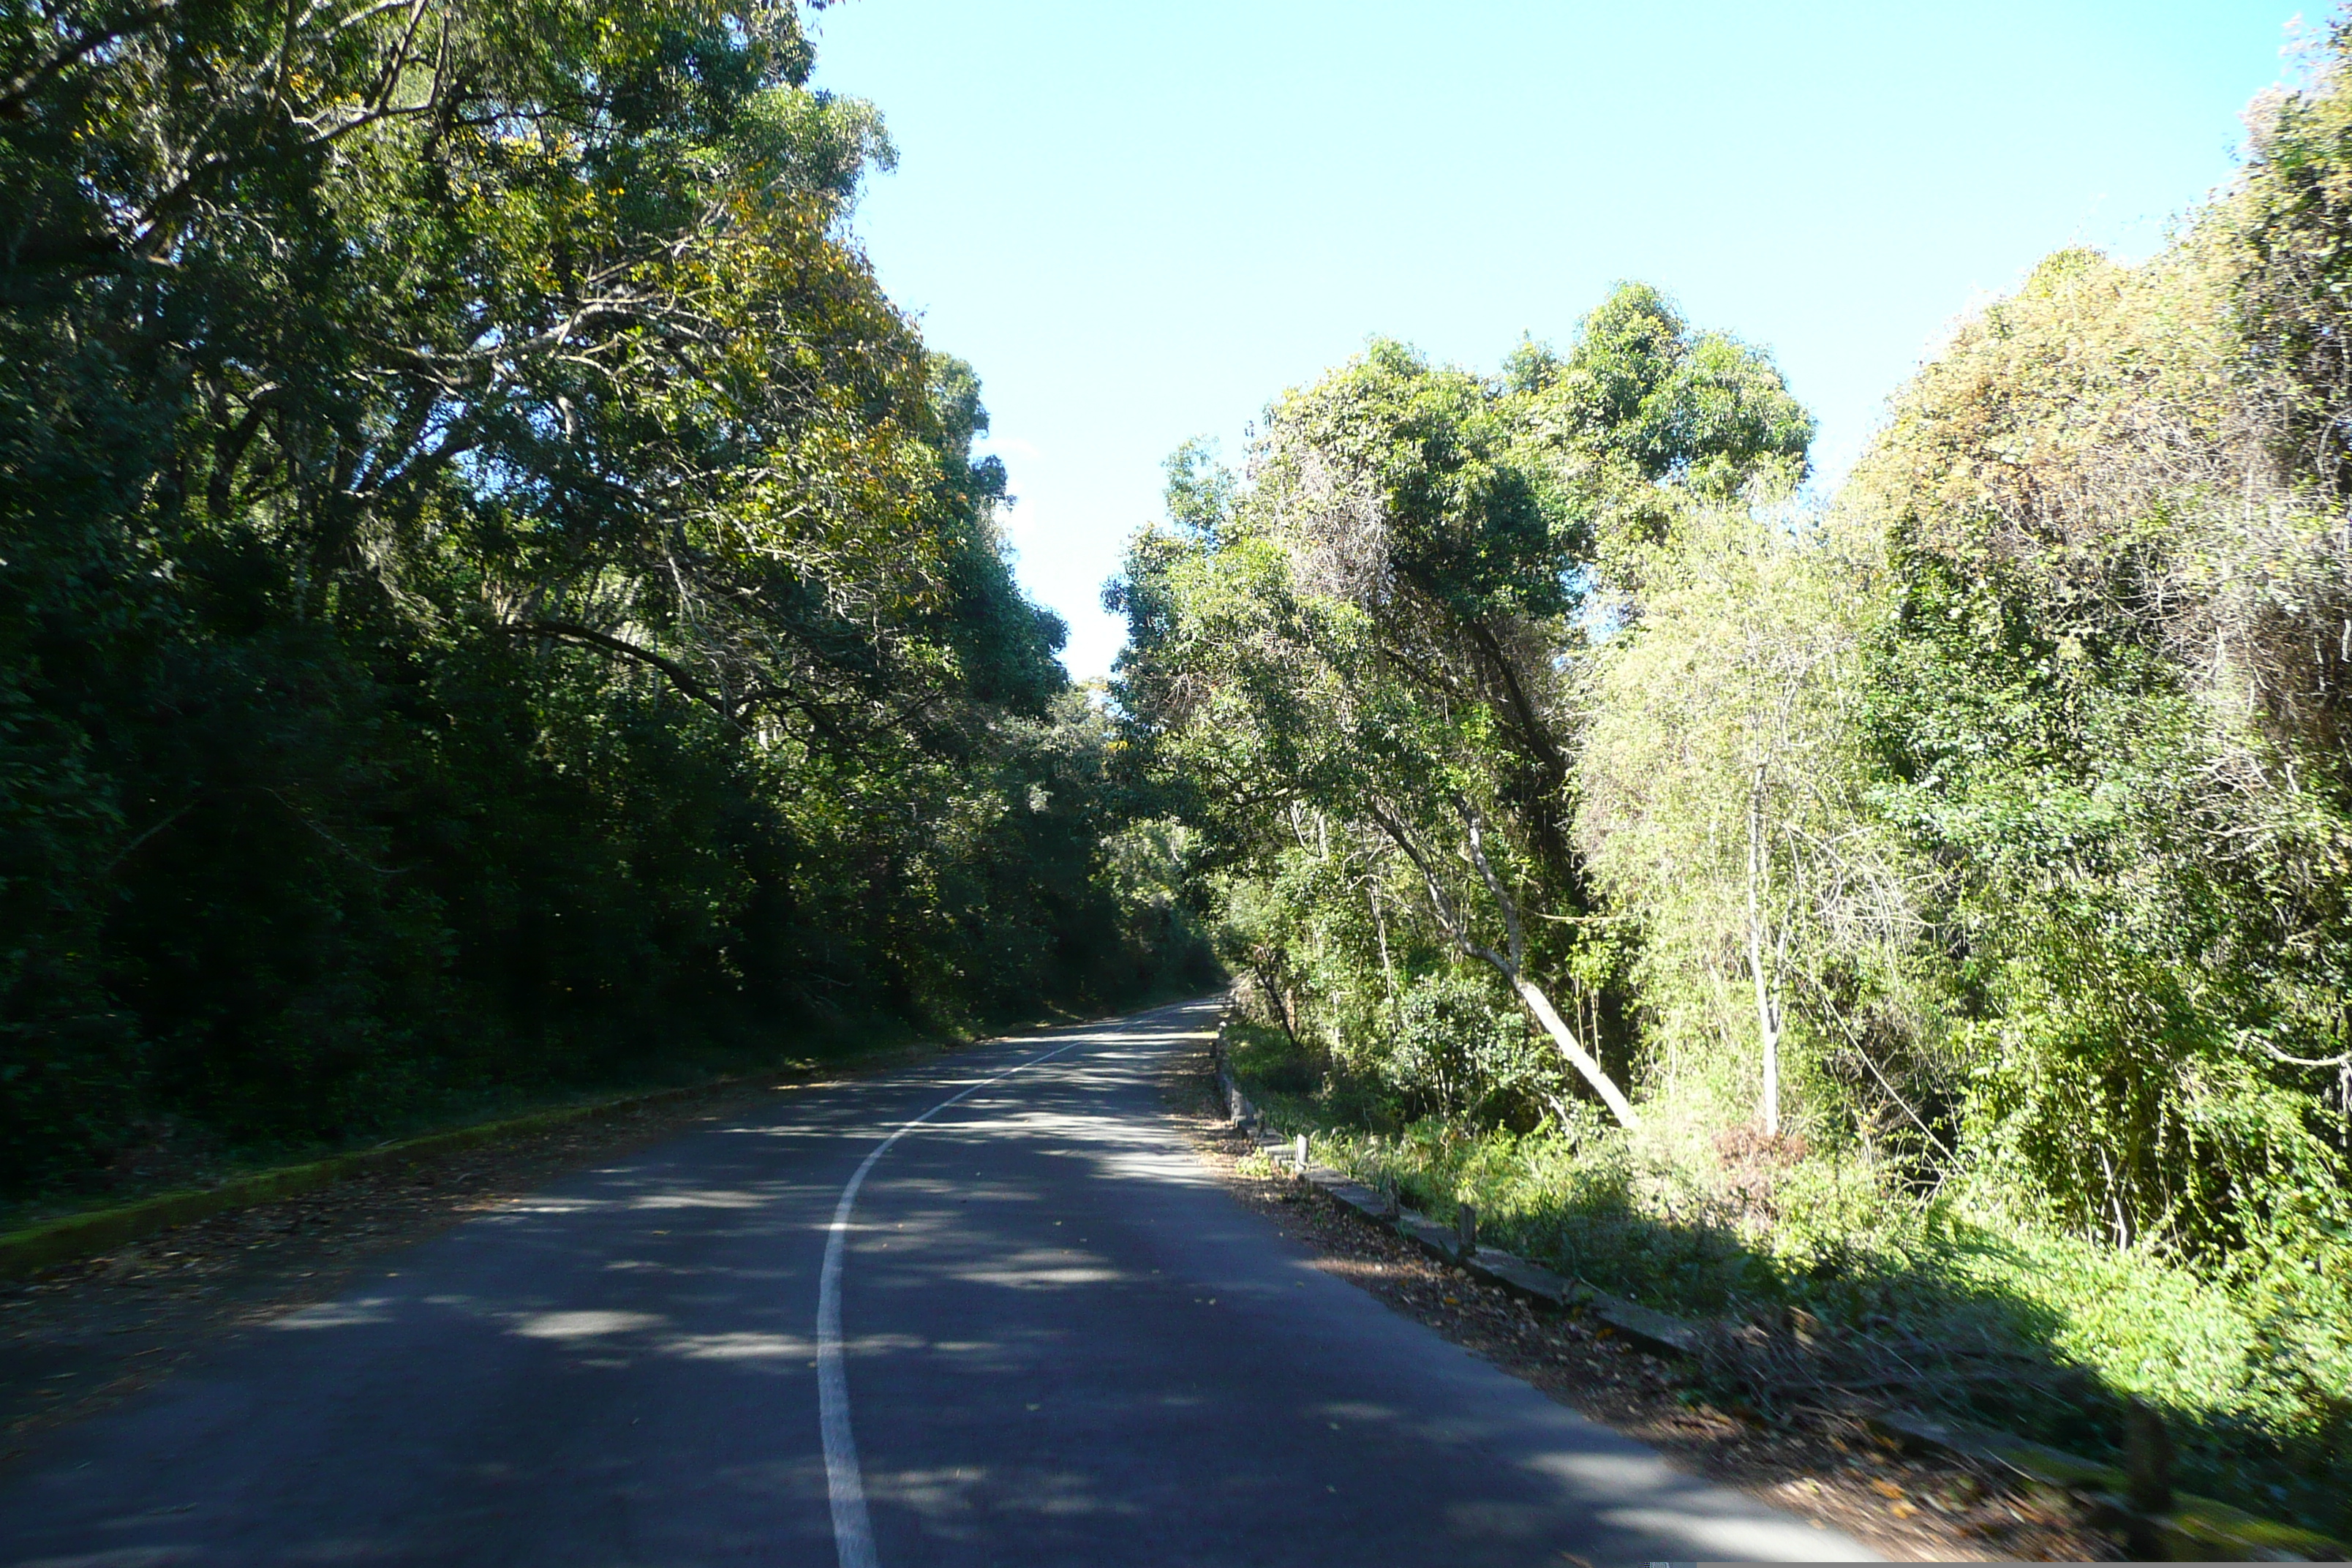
left=7, top=0, right=2351, bottom=1540
left=1110, top=29, right=2352, bottom=1534
left=0, top=0, right=1213, bottom=1196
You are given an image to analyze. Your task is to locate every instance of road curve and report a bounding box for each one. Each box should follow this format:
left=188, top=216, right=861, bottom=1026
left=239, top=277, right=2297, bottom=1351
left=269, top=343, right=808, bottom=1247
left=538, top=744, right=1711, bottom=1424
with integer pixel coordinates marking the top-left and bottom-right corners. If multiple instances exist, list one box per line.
left=0, top=999, right=1875, bottom=1566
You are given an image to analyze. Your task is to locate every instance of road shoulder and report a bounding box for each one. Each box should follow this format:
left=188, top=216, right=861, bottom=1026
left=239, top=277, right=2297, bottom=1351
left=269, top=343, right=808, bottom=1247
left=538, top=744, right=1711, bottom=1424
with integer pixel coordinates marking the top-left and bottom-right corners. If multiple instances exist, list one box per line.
left=1157, top=1030, right=2118, bottom=1563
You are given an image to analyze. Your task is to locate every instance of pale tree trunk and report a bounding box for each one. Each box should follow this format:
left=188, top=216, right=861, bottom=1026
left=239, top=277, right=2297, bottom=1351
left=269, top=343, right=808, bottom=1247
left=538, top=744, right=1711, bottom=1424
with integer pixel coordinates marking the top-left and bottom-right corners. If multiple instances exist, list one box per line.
left=1507, top=968, right=1642, bottom=1128
left=1368, top=876, right=1404, bottom=1033
left=1368, top=796, right=1641, bottom=1130
left=1746, top=766, right=1782, bottom=1137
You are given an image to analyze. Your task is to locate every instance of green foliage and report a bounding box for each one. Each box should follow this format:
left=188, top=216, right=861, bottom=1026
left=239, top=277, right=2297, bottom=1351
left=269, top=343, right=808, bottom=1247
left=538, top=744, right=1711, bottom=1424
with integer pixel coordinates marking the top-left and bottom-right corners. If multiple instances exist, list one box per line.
left=1571, top=499, right=1964, bottom=1172
left=1110, top=286, right=1812, bottom=1130
left=1382, top=971, right=1562, bottom=1124
left=1517, top=282, right=1814, bottom=508
left=1233, top=1047, right=2349, bottom=1531
left=1847, top=146, right=2352, bottom=1262
left=0, top=0, right=1210, bottom=1192
left=1152, top=45, right=2352, bottom=1534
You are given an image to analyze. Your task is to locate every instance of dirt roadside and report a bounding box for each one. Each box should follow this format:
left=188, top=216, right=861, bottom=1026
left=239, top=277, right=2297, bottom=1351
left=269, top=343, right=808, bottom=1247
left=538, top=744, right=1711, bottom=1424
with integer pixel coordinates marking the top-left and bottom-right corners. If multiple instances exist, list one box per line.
left=1158, top=1031, right=2122, bottom=1563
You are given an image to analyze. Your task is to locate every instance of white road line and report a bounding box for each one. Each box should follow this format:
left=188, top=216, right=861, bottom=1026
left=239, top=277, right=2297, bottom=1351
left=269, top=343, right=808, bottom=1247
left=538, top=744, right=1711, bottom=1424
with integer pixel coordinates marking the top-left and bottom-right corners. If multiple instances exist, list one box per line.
left=815, top=1033, right=1096, bottom=1568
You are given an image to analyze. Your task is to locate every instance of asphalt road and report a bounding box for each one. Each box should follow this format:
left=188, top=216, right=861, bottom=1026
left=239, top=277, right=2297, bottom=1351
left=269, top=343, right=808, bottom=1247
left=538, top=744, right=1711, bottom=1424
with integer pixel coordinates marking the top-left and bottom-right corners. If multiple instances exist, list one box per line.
left=0, top=999, right=1874, bottom=1566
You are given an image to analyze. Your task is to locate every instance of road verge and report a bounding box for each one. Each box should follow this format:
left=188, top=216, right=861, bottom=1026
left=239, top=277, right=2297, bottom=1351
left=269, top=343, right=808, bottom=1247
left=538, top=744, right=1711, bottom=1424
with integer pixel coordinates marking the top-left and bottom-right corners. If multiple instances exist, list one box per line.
left=0, top=1027, right=997, bottom=1281
left=1210, top=1020, right=2346, bottom=1564
left=0, top=1084, right=747, bottom=1280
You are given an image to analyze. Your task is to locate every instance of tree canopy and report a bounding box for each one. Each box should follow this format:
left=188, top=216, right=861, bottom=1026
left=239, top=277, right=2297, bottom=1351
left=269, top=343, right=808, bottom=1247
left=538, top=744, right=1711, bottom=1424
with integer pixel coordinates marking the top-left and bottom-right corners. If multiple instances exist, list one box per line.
left=1108, top=289, right=1812, bottom=1128
left=0, top=0, right=1212, bottom=1188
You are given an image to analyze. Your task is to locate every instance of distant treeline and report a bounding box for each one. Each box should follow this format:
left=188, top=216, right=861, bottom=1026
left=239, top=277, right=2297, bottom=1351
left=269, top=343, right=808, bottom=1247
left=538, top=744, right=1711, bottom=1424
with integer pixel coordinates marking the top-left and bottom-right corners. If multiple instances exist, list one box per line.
left=0, top=0, right=1214, bottom=1193
left=1109, top=24, right=2352, bottom=1528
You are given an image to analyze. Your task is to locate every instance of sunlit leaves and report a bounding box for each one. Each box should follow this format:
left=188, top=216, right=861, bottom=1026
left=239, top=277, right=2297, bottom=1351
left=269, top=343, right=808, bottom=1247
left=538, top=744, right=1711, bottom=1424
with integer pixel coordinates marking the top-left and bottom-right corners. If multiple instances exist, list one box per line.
left=1108, top=285, right=1814, bottom=1123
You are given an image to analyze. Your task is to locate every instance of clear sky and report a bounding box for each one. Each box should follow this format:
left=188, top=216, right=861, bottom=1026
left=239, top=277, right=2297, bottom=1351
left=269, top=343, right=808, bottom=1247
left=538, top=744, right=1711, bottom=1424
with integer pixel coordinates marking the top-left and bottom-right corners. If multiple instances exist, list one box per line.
left=807, top=1, right=2306, bottom=680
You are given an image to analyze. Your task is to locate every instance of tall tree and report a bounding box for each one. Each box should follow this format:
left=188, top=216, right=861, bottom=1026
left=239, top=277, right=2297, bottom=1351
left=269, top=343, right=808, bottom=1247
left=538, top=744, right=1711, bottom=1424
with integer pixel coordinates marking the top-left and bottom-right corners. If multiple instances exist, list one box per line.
left=1110, top=288, right=1812, bottom=1125
left=1577, top=502, right=1925, bottom=1142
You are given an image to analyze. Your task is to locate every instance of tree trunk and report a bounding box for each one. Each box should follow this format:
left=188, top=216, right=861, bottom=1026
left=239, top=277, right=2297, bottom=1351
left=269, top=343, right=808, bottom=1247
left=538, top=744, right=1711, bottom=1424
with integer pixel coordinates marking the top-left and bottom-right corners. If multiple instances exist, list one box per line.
left=1505, top=965, right=1642, bottom=1130
left=1365, top=794, right=1642, bottom=1131
left=1747, top=768, right=1781, bottom=1137
left=1369, top=878, right=1403, bottom=1033
left=1749, top=927, right=1782, bottom=1138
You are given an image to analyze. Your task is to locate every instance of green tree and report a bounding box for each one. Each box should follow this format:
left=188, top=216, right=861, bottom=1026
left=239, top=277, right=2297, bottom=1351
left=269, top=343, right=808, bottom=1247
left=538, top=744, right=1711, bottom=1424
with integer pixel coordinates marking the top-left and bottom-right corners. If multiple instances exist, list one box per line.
left=1848, top=110, right=2352, bottom=1254
left=1110, top=288, right=1812, bottom=1128
left=0, top=0, right=1193, bottom=1188
left=1578, top=502, right=1931, bottom=1145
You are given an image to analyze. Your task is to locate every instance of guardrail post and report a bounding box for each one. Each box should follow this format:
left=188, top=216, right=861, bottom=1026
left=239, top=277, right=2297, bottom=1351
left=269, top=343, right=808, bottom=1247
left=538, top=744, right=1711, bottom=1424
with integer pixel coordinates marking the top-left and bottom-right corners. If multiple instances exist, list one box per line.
left=1292, top=1133, right=1308, bottom=1178
left=1456, top=1202, right=1477, bottom=1258
left=2125, top=1396, right=2173, bottom=1515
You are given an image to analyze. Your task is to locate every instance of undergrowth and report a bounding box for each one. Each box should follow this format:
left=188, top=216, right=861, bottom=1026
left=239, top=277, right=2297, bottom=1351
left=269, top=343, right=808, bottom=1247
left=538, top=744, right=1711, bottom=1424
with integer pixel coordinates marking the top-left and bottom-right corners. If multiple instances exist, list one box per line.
left=1221, top=1019, right=2352, bottom=1538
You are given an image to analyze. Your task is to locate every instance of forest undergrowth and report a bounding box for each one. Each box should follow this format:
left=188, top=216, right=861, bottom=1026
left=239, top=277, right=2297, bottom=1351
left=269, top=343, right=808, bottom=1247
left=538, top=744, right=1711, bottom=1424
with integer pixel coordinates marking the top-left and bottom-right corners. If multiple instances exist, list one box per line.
left=1224, top=1020, right=2348, bottom=1536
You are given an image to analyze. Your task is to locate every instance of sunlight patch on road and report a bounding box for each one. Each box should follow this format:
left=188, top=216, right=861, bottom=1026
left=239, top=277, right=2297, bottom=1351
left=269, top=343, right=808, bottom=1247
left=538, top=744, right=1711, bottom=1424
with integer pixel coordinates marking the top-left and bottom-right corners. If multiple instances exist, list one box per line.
left=1599, top=1507, right=1874, bottom=1560
left=864, top=1465, right=1145, bottom=1520
left=932, top=1106, right=1217, bottom=1189
left=1527, top=1450, right=1877, bottom=1561
left=513, top=1309, right=668, bottom=1339
left=659, top=1331, right=816, bottom=1361
left=863, top=1177, right=1039, bottom=1203
left=1527, top=1450, right=1665, bottom=1490
left=627, top=1187, right=772, bottom=1210
left=1312, top=1401, right=1401, bottom=1423
left=951, top=1248, right=1126, bottom=1289
left=1094, top=1147, right=1215, bottom=1184
left=913, top=1329, right=1071, bottom=1374
left=271, top=1297, right=397, bottom=1330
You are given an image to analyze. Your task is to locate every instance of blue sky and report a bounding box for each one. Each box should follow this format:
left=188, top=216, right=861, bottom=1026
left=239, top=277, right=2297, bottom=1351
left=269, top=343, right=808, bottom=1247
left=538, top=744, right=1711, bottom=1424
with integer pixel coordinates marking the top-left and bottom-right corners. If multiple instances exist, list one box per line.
left=808, top=1, right=2305, bottom=679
